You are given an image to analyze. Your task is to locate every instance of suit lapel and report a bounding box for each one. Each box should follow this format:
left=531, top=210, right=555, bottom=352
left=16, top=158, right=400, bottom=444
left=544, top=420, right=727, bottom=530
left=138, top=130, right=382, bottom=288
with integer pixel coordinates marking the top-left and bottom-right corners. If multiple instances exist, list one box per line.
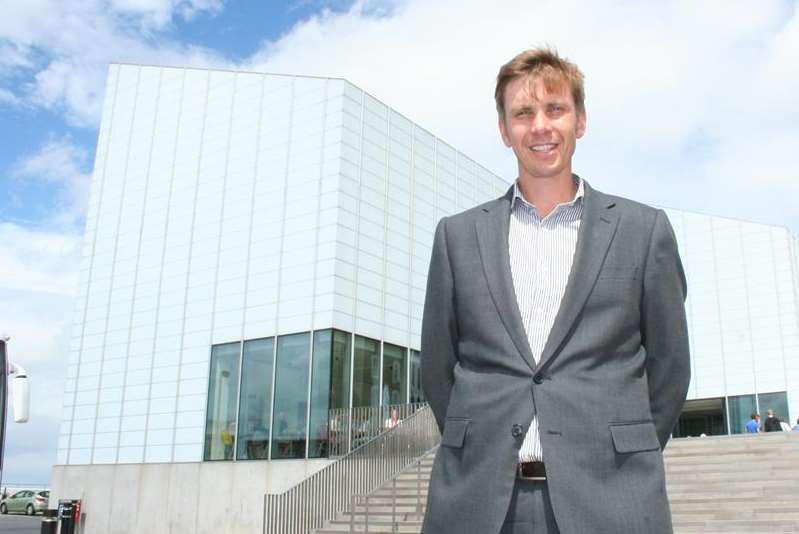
left=537, top=183, right=619, bottom=370
left=475, top=187, right=537, bottom=372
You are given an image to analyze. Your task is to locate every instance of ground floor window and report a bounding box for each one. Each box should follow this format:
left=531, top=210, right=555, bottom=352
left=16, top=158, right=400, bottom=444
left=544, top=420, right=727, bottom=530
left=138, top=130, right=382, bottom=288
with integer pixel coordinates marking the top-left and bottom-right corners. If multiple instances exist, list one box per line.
left=674, top=391, right=789, bottom=437
left=203, top=329, right=425, bottom=461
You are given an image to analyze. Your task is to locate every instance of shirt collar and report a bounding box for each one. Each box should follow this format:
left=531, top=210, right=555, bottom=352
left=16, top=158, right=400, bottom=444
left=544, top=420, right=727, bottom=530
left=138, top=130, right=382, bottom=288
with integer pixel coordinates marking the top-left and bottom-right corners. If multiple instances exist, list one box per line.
left=512, top=174, right=584, bottom=211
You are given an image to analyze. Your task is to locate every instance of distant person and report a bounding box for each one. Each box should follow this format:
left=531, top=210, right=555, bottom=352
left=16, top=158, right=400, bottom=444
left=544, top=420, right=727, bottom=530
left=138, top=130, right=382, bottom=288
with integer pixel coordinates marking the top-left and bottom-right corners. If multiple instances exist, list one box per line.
left=221, top=422, right=235, bottom=458
left=793, top=418, right=799, bottom=432
left=383, top=407, right=401, bottom=431
left=763, top=409, right=782, bottom=432
left=745, top=413, right=760, bottom=433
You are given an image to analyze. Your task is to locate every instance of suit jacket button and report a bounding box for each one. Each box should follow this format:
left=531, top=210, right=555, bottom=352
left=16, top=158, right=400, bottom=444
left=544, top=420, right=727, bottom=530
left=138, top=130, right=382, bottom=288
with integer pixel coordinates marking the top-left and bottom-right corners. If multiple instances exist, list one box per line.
left=533, top=373, right=544, bottom=385
left=511, top=424, right=523, bottom=438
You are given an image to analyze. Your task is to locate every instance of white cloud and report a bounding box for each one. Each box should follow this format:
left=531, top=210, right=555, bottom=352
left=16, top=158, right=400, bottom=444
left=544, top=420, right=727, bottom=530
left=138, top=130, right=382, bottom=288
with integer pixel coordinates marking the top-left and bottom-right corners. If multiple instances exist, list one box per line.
left=0, top=224, right=78, bottom=480
left=109, top=0, right=225, bottom=29
left=0, top=0, right=228, bottom=126
left=0, top=223, right=82, bottom=296
left=0, top=87, right=19, bottom=105
left=244, top=0, right=799, bottom=233
left=12, top=137, right=93, bottom=229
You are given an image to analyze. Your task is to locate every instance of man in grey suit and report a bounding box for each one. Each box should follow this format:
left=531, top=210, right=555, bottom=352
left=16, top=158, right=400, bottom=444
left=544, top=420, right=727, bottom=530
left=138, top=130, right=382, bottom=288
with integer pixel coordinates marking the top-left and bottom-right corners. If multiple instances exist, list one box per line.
left=421, top=48, right=691, bottom=533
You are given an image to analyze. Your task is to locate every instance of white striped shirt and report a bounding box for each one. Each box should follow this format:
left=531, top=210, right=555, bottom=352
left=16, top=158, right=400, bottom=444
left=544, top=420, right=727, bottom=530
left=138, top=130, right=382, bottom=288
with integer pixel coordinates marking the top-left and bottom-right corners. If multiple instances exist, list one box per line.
left=509, top=176, right=584, bottom=462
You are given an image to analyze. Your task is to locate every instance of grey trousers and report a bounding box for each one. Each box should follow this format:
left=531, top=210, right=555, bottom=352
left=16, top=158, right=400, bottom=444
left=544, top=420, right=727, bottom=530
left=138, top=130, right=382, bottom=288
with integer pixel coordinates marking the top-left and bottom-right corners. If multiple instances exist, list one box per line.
left=500, top=479, right=560, bottom=534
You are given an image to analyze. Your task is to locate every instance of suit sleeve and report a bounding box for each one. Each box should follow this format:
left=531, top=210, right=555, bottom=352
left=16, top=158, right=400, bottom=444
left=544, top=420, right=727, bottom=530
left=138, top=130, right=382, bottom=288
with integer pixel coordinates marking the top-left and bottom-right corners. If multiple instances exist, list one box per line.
left=421, top=217, right=459, bottom=434
left=641, top=209, right=691, bottom=448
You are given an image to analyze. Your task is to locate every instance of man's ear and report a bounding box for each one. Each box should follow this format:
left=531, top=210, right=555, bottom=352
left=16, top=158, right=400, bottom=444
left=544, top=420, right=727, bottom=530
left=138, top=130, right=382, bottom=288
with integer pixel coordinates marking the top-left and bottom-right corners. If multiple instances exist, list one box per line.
left=576, top=110, right=587, bottom=139
left=498, top=114, right=512, bottom=147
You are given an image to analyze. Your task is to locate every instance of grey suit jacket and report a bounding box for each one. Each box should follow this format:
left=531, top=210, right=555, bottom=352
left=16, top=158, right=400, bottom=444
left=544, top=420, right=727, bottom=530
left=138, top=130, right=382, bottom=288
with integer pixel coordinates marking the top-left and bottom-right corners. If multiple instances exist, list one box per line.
left=420, top=181, right=691, bottom=534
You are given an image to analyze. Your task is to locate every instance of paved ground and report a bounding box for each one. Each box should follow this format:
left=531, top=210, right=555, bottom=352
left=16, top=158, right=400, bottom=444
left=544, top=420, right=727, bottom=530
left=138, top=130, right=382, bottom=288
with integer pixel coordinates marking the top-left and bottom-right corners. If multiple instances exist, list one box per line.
left=0, top=515, right=41, bottom=534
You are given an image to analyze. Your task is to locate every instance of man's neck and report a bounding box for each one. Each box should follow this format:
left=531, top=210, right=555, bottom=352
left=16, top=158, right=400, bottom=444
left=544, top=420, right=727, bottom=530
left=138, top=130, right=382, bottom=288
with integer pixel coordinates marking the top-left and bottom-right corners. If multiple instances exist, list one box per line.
left=517, top=172, right=577, bottom=217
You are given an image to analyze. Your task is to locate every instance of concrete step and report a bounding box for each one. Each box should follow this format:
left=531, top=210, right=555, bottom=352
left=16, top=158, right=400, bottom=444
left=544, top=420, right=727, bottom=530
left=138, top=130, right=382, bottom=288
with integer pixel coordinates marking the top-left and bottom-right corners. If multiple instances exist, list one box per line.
left=673, top=519, right=799, bottom=533
left=671, top=499, right=798, bottom=511
left=672, top=509, right=799, bottom=521
left=314, top=434, right=799, bottom=534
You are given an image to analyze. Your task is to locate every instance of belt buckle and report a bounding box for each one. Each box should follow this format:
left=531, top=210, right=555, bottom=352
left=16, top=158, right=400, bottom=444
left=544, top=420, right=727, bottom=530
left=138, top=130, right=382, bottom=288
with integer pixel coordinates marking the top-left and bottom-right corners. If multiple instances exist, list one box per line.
left=517, top=462, right=546, bottom=481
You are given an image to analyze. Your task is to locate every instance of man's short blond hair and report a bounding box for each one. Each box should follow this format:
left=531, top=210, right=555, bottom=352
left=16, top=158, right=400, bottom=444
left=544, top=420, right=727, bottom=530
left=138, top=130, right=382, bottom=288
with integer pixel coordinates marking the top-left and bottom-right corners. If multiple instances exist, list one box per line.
left=495, top=47, right=585, bottom=117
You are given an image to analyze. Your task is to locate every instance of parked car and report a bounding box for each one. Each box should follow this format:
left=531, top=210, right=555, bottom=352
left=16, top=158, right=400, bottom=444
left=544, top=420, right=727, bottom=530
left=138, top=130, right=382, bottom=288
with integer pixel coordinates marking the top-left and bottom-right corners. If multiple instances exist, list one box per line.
left=0, top=489, right=49, bottom=515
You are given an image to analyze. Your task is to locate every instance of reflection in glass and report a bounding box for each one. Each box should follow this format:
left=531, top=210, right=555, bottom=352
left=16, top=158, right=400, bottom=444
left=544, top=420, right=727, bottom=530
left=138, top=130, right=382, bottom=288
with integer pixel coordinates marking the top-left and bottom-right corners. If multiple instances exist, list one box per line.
left=757, top=391, right=789, bottom=427
left=352, top=336, right=380, bottom=450
left=352, top=336, right=379, bottom=408
left=382, top=343, right=407, bottom=406
left=236, top=337, right=274, bottom=460
left=271, top=333, right=311, bottom=460
left=727, top=394, right=756, bottom=434
left=409, top=349, right=424, bottom=403
left=204, top=342, right=240, bottom=460
left=308, top=330, right=352, bottom=459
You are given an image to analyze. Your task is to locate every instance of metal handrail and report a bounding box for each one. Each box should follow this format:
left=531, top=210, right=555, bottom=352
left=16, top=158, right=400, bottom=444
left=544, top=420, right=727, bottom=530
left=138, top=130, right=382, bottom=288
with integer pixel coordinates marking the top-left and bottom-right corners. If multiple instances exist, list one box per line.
left=350, top=447, right=436, bottom=533
left=263, top=402, right=439, bottom=534
left=327, top=403, right=427, bottom=457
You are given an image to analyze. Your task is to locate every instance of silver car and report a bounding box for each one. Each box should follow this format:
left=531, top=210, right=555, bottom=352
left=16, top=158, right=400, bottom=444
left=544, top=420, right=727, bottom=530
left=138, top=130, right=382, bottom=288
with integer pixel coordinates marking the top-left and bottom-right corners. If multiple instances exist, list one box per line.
left=0, top=489, right=49, bottom=515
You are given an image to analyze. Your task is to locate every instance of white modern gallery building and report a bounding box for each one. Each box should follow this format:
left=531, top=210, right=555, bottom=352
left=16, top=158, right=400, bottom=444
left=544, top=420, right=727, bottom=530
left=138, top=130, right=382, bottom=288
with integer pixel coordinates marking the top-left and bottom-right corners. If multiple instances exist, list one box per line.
left=50, top=63, right=799, bottom=533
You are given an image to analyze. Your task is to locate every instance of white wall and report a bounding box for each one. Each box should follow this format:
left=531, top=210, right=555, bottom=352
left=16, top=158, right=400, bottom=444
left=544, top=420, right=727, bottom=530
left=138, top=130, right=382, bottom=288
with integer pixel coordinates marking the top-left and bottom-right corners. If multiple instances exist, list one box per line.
left=667, top=208, right=799, bottom=423
left=59, top=64, right=508, bottom=468
left=328, top=82, right=508, bottom=350
left=50, top=459, right=330, bottom=534
left=61, top=65, right=346, bottom=466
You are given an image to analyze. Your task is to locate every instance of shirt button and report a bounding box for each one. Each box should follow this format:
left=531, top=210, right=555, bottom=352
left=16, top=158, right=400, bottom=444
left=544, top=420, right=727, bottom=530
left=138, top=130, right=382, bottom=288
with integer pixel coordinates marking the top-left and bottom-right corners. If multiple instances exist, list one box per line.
left=512, top=424, right=523, bottom=438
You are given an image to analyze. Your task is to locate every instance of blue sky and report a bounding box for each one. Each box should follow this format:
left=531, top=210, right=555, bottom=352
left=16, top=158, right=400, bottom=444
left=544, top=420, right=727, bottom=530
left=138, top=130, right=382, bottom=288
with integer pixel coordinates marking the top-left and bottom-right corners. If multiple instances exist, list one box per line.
left=1, top=0, right=798, bottom=485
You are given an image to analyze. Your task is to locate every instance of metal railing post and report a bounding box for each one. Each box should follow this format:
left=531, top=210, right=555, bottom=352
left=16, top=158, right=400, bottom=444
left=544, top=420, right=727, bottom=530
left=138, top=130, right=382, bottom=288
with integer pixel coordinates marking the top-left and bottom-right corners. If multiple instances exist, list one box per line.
left=263, top=403, right=438, bottom=534
left=416, top=459, right=422, bottom=515
left=391, top=476, right=398, bottom=533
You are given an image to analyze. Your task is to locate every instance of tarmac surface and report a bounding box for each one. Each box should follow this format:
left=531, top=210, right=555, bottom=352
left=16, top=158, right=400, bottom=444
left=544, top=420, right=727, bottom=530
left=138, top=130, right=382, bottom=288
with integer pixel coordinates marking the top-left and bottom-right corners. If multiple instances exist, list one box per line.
left=0, top=514, right=40, bottom=534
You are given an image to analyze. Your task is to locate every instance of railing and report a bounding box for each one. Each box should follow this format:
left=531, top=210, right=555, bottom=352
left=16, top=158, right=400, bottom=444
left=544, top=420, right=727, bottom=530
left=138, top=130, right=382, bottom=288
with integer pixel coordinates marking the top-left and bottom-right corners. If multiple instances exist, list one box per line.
left=263, top=403, right=439, bottom=534
left=350, top=450, right=434, bottom=533
left=327, top=403, right=427, bottom=457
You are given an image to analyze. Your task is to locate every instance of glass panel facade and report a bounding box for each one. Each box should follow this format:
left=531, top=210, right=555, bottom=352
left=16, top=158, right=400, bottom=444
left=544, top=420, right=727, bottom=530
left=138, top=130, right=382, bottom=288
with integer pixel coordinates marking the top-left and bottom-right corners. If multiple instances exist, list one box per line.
left=353, top=336, right=380, bottom=407
left=204, top=342, right=241, bottom=461
left=203, top=329, right=423, bottom=460
left=409, top=349, right=424, bottom=403
left=271, top=333, right=311, bottom=460
left=757, top=391, right=789, bottom=427
left=727, top=394, right=756, bottom=434
left=309, top=330, right=332, bottom=459
left=382, top=343, right=407, bottom=406
left=308, top=329, right=351, bottom=459
left=236, top=337, right=274, bottom=460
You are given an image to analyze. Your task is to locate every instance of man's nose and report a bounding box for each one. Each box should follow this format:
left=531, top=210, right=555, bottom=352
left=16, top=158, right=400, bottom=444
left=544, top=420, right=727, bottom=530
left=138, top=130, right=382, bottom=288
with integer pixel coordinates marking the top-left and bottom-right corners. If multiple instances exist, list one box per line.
left=529, top=112, right=550, bottom=134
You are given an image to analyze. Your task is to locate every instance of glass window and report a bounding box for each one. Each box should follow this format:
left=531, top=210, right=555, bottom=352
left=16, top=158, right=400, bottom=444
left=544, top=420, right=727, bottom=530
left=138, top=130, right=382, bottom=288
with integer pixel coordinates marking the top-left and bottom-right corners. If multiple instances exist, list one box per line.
left=382, top=343, right=407, bottom=406
left=236, top=337, right=274, bottom=460
left=204, top=342, right=240, bottom=460
left=308, top=330, right=352, bottom=459
left=727, top=394, right=756, bottom=434
left=409, top=349, right=424, bottom=404
left=757, top=391, right=789, bottom=428
left=271, top=332, right=311, bottom=460
left=352, top=336, right=380, bottom=408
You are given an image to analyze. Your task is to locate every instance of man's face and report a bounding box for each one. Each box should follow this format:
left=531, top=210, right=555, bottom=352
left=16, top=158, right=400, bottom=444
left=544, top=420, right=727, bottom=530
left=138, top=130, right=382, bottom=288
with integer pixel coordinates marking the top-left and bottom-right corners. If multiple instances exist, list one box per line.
left=498, top=74, right=586, bottom=182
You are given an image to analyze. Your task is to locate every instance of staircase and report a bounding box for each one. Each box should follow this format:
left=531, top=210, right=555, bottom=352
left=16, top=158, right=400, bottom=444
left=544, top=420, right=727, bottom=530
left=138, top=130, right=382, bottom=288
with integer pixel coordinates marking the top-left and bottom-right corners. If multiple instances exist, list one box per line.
left=315, top=432, right=799, bottom=533
left=668, top=432, right=799, bottom=533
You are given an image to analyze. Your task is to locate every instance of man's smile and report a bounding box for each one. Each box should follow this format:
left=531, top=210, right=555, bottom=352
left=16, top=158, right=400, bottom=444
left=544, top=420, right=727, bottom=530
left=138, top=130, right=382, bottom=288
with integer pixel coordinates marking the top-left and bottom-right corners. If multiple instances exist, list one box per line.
left=530, top=143, right=557, bottom=153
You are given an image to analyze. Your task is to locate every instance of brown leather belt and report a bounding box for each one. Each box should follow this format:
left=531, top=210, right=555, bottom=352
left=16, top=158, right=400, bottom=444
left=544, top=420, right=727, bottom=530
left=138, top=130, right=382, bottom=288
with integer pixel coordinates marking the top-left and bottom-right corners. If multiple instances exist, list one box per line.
left=517, top=461, right=546, bottom=480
